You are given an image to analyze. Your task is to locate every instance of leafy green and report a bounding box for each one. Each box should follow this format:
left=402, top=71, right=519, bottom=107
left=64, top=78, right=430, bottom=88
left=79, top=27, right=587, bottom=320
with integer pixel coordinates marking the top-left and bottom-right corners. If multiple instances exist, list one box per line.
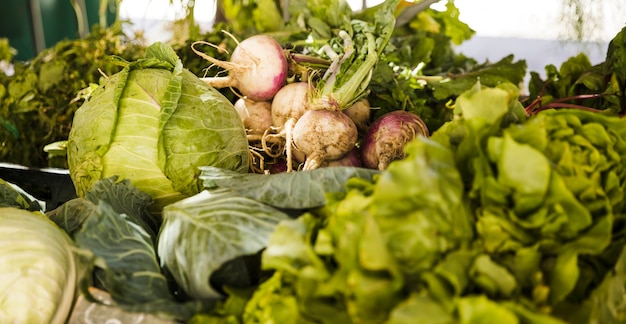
left=199, top=166, right=379, bottom=209
left=526, top=27, right=626, bottom=115
left=67, top=42, right=249, bottom=212
left=157, top=189, right=291, bottom=300
left=49, top=177, right=214, bottom=321
left=232, top=82, right=626, bottom=323
left=243, top=135, right=473, bottom=323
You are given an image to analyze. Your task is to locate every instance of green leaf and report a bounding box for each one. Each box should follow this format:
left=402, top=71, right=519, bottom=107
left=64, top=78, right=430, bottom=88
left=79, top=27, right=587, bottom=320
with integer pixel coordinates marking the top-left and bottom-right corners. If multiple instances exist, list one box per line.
left=457, top=295, right=519, bottom=324
left=430, top=56, right=526, bottom=100
left=387, top=293, right=455, bottom=324
left=454, top=82, right=511, bottom=124
left=75, top=201, right=213, bottom=320
left=470, top=254, right=518, bottom=298
left=158, top=189, right=291, bottom=299
left=200, top=166, right=379, bottom=209
left=145, top=42, right=181, bottom=68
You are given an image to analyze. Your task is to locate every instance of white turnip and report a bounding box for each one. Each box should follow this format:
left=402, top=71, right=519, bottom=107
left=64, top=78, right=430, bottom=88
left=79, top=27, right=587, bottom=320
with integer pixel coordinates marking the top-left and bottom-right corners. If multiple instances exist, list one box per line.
left=361, top=110, right=429, bottom=170
left=342, top=99, right=371, bottom=134
left=233, top=98, right=272, bottom=133
left=192, top=34, right=288, bottom=101
left=270, top=82, right=311, bottom=127
left=292, top=109, right=358, bottom=170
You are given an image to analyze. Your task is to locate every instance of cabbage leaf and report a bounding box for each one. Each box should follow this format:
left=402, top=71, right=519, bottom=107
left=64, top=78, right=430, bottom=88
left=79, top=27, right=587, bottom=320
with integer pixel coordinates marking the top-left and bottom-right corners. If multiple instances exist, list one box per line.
left=49, top=177, right=214, bottom=321
left=200, top=166, right=379, bottom=209
left=158, top=189, right=291, bottom=300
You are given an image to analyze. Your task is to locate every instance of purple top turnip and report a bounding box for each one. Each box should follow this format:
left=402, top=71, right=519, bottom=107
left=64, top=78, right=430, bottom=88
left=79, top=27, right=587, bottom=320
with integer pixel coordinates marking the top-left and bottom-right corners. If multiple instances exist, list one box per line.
left=193, top=35, right=288, bottom=101
left=361, top=110, right=429, bottom=170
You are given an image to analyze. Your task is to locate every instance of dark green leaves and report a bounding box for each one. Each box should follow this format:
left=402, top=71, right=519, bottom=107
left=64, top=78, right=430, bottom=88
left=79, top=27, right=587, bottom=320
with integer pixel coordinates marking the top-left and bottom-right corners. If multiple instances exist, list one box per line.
left=48, top=177, right=214, bottom=321
left=158, top=189, right=291, bottom=300
left=200, top=166, right=379, bottom=209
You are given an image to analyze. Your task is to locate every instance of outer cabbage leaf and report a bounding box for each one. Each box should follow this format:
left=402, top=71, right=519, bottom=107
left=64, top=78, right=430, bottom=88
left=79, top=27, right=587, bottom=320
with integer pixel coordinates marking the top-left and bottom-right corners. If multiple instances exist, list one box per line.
left=200, top=166, right=379, bottom=209
left=157, top=189, right=291, bottom=300
left=67, top=42, right=249, bottom=212
left=0, top=207, right=77, bottom=324
left=49, top=177, right=212, bottom=321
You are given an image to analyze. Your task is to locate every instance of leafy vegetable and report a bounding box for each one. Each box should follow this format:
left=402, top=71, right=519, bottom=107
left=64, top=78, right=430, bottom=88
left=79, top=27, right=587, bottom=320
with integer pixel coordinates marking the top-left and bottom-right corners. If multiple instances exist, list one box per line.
left=241, top=135, right=473, bottom=323
left=200, top=165, right=379, bottom=209
left=526, top=27, right=626, bottom=116
left=49, top=177, right=214, bottom=321
left=67, top=42, right=249, bottom=212
left=157, top=189, right=291, bottom=300
left=0, top=207, right=78, bottom=324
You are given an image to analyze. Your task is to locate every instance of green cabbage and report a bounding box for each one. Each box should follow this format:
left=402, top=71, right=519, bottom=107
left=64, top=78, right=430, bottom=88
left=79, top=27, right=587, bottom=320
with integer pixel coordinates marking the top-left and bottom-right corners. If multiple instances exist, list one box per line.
left=0, top=207, right=77, bottom=323
left=67, top=43, right=249, bottom=211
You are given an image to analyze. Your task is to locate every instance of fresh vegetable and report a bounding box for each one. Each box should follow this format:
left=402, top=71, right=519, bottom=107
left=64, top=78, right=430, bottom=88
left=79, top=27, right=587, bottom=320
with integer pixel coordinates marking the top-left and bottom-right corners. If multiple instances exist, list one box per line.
left=361, top=110, right=429, bottom=170
left=233, top=97, right=273, bottom=133
left=304, top=0, right=399, bottom=112
left=270, top=81, right=311, bottom=127
left=343, top=98, right=372, bottom=133
left=67, top=42, right=249, bottom=212
left=231, top=81, right=626, bottom=323
left=48, top=177, right=215, bottom=320
left=193, top=34, right=288, bottom=101
left=526, top=26, right=626, bottom=116
left=293, top=109, right=358, bottom=170
left=326, top=146, right=363, bottom=167
left=157, top=189, right=291, bottom=300
left=0, top=207, right=78, bottom=324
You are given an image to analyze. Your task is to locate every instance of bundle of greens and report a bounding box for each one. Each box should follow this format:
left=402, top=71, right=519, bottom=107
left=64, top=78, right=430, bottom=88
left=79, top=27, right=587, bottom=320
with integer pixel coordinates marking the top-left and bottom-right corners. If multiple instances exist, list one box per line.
left=525, top=26, right=626, bottom=116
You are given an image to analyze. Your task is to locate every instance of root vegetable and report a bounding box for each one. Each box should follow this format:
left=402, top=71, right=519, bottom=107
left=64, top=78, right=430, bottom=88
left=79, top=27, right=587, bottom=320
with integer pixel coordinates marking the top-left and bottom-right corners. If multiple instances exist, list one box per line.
left=343, top=99, right=371, bottom=133
left=325, top=146, right=363, bottom=167
left=293, top=109, right=358, bottom=170
left=233, top=98, right=272, bottom=133
left=270, top=82, right=311, bottom=127
left=361, top=110, right=429, bottom=170
left=193, top=35, right=287, bottom=101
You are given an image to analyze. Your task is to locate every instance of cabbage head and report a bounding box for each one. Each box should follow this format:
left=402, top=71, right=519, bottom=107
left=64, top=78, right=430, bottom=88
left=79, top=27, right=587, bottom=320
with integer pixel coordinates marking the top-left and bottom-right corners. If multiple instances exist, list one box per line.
left=67, top=43, right=249, bottom=210
left=0, top=207, right=77, bottom=323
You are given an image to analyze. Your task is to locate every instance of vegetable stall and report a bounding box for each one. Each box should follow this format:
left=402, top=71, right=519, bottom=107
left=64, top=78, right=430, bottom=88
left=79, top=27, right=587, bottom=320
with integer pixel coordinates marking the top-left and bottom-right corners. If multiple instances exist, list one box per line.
left=1, top=0, right=626, bottom=323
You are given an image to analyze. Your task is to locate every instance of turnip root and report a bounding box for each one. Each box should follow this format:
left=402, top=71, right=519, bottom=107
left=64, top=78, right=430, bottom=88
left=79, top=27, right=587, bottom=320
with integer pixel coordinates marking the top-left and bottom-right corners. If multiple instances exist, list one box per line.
left=192, top=34, right=287, bottom=101
left=325, top=146, right=363, bottom=167
left=293, top=109, right=358, bottom=170
left=361, top=110, right=429, bottom=170
left=343, top=99, right=371, bottom=134
left=270, top=82, right=311, bottom=127
left=233, top=98, right=272, bottom=133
